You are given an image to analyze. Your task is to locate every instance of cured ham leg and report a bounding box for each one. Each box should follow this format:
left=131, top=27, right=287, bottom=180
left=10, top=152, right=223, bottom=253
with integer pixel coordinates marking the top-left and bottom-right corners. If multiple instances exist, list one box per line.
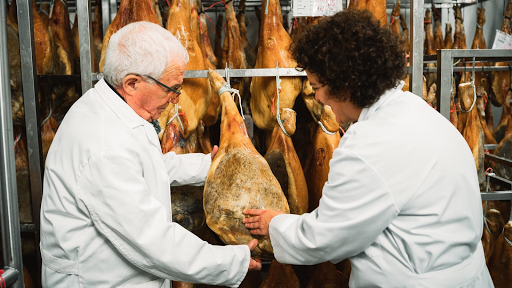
left=199, top=4, right=217, bottom=67
left=424, top=9, right=436, bottom=90
left=7, top=16, right=23, bottom=126
left=348, top=0, right=387, bottom=26
left=444, top=23, right=453, bottom=49
left=433, top=6, right=444, bottom=50
left=14, top=132, right=32, bottom=223
left=259, top=261, right=300, bottom=288
left=165, top=0, right=210, bottom=133
left=488, top=221, right=512, bottom=287
left=99, top=0, right=160, bottom=71
left=204, top=71, right=289, bottom=260
left=475, top=81, right=496, bottom=144
left=33, top=1, right=52, bottom=75
left=399, top=14, right=410, bottom=92
left=41, top=114, right=59, bottom=163
left=458, top=83, right=485, bottom=188
left=490, top=0, right=512, bottom=107
left=482, top=209, right=505, bottom=263
left=214, top=14, right=224, bottom=68
left=389, top=1, right=400, bottom=34
left=265, top=108, right=308, bottom=215
left=250, top=0, right=302, bottom=130
left=305, top=105, right=341, bottom=212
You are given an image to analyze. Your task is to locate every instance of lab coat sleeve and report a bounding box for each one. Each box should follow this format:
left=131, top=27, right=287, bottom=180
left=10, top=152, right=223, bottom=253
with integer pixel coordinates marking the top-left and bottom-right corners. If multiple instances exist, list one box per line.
left=163, top=151, right=211, bottom=186
left=76, top=151, right=249, bottom=287
left=269, top=148, right=399, bottom=265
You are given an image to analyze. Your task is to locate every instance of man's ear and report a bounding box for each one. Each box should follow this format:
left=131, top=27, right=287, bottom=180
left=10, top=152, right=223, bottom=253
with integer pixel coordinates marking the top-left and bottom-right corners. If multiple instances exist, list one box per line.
left=122, top=75, right=142, bottom=94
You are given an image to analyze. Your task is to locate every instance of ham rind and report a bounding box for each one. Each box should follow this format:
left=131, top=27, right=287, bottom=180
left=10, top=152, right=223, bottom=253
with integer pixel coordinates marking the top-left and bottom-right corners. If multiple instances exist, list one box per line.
left=348, top=0, right=387, bottom=26
left=259, top=261, right=300, bottom=288
left=204, top=70, right=289, bottom=260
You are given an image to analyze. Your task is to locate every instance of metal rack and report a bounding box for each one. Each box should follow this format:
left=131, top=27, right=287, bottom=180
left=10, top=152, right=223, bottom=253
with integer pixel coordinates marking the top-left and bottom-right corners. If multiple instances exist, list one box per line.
left=0, top=1, right=26, bottom=287
left=436, top=49, right=512, bottom=120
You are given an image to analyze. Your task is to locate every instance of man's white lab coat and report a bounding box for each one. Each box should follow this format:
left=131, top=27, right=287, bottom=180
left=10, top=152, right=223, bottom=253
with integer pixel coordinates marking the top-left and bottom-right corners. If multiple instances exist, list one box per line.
left=40, top=79, right=250, bottom=288
left=269, top=85, right=494, bottom=287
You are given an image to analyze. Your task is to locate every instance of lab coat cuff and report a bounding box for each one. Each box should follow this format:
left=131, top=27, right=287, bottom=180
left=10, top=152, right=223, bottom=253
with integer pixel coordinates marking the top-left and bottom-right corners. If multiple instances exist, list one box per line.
left=228, top=245, right=251, bottom=288
left=269, top=214, right=301, bottom=264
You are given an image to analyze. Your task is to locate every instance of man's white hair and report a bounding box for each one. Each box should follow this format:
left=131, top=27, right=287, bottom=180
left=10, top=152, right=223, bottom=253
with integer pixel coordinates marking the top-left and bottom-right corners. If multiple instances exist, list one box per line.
left=103, top=21, right=189, bottom=87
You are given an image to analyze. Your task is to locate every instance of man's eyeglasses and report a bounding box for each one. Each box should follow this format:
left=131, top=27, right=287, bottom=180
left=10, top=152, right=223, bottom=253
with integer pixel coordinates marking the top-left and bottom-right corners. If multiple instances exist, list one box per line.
left=144, top=75, right=182, bottom=96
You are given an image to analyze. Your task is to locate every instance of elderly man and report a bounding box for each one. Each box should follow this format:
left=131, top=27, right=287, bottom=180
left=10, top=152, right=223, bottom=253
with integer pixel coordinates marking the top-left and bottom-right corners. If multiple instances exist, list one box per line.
left=40, top=21, right=260, bottom=288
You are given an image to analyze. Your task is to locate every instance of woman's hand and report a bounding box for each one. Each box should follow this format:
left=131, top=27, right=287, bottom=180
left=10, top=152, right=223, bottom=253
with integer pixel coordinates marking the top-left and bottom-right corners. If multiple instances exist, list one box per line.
left=243, top=209, right=284, bottom=236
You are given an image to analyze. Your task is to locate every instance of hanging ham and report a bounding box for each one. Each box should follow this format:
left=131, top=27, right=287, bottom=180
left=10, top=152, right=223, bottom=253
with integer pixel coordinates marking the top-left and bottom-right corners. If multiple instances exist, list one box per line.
left=444, top=23, right=453, bottom=49
left=163, top=0, right=211, bottom=133
left=204, top=70, right=289, bottom=260
left=400, top=14, right=410, bottom=92
left=14, top=132, right=32, bottom=223
left=99, top=0, right=160, bottom=71
left=348, top=0, right=387, bottom=26
left=305, top=105, right=341, bottom=212
left=237, top=0, right=257, bottom=68
left=250, top=0, right=302, bottom=131
left=7, top=13, right=24, bottom=126
left=264, top=108, right=308, bottom=215
left=33, top=1, right=52, bottom=75
left=490, top=0, right=512, bottom=107
left=433, top=6, right=444, bottom=50
left=214, top=14, right=224, bottom=68
left=306, top=262, right=348, bottom=288
left=487, top=221, right=512, bottom=287
left=482, top=209, right=505, bottom=263
left=458, top=83, right=485, bottom=188
left=424, top=9, right=436, bottom=90
left=389, top=1, right=400, bottom=34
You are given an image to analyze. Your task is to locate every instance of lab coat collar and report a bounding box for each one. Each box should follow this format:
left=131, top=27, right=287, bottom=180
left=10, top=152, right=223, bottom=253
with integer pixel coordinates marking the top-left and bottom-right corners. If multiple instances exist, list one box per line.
left=358, top=81, right=405, bottom=122
left=95, top=78, right=146, bottom=129
left=95, top=78, right=162, bottom=151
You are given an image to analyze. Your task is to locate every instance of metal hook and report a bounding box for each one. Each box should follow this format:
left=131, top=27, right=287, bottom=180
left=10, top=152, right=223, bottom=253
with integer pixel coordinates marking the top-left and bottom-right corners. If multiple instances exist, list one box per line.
left=225, top=63, right=230, bottom=87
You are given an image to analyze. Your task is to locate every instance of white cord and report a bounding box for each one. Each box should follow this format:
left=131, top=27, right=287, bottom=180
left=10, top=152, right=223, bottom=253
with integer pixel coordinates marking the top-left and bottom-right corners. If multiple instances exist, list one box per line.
left=14, top=132, right=21, bottom=147
left=318, top=121, right=336, bottom=135
left=166, top=103, right=185, bottom=132
left=219, top=83, right=245, bottom=120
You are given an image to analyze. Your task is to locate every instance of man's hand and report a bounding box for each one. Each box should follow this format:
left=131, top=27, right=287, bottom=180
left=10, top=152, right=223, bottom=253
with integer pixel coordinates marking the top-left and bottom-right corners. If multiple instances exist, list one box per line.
left=211, top=145, right=218, bottom=161
left=247, top=239, right=262, bottom=271
left=243, top=209, right=284, bottom=236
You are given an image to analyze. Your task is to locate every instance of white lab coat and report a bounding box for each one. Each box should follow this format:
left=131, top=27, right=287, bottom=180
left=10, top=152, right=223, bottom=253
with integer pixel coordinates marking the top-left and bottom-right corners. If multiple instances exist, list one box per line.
left=40, top=79, right=250, bottom=288
left=269, top=84, right=494, bottom=288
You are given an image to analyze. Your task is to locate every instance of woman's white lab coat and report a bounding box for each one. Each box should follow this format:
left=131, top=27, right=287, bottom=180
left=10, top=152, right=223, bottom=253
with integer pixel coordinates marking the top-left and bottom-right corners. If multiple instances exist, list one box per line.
left=40, top=79, right=250, bottom=288
left=269, top=85, right=494, bottom=287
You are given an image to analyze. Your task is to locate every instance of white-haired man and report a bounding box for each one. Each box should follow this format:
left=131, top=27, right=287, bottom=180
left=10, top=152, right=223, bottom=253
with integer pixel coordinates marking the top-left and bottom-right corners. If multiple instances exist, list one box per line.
left=40, top=21, right=260, bottom=288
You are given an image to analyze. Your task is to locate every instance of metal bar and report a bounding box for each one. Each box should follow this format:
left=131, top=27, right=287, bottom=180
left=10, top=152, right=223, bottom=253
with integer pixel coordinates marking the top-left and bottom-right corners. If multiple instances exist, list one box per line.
left=441, top=49, right=512, bottom=59
left=437, top=49, right=452, bottom=120
left=421, top=66, right=512, bottom=73
left=93, top=68, right=307, bottom=81
left=485, top=153, right=512, bottom=167
left=0, top=267, right=19, bottom=286
left=410, top=0, right=423, bottom=97
left=488, top=174, right=512, bottom=190
left=101, top=0, right=110, bottom=37
left=109, top=0, right=117, bottom=22
left=481, top=191, right=512, bottom=201
left=0, top=1, right=23, bottom=287
left=17, top=0, right=43, bottom=285
left=484, top=144, right=499, bottom=150
left=77, top=0, right=94, bottom=93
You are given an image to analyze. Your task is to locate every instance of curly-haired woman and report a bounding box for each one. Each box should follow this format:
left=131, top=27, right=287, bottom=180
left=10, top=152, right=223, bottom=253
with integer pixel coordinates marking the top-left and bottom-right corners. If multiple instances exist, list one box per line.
left=244, top=9, right=492, bottom=287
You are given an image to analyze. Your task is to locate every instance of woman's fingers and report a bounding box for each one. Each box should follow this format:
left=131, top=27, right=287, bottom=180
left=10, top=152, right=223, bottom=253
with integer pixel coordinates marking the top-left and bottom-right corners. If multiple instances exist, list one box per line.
left=243, top=209, right=264, bottom=216
left=243, top=216, right=260, bottom=224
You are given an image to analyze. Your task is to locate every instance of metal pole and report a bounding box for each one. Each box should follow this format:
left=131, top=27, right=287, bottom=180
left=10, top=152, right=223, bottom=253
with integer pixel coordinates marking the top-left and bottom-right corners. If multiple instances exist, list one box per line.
left=109, top=0, right=117, bottom=24
left=0, top=1, right=24, bottom=287
left=17, top=0, right=44, bottom=285
left=410, top=0, right=423, bottom=97
left=437, top=49, right=452, bottom=120
left=101, top=0, right=110, bottom=37
left=77, top=0, right=94, bottom=93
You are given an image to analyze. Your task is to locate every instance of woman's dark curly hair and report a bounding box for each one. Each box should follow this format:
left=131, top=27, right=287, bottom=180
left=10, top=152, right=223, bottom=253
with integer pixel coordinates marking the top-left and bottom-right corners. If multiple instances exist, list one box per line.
left=290, top=9, right=407, bottom=108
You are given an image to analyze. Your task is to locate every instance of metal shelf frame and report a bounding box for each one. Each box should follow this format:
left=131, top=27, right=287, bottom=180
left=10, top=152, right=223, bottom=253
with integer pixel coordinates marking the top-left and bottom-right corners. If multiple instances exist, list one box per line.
left=436, top=49, right=512, bottom=120
left=0, top=1, right=26, bottom=287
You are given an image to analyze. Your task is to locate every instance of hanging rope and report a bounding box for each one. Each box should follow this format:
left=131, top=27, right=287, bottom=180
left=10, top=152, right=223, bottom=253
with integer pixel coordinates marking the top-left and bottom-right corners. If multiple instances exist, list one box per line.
left=274, top=63, right=289, bottom=137
left=318, top=121, right=336, bottom=135
left=0, top=269, right=5, bottom=288
left=13, top=130, right=21, bottom=150
left=218, top=82, right=245, bottom=119
left=166, top=103, right=185, bottom=133
left=265, top=0, right=269, bottom=14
